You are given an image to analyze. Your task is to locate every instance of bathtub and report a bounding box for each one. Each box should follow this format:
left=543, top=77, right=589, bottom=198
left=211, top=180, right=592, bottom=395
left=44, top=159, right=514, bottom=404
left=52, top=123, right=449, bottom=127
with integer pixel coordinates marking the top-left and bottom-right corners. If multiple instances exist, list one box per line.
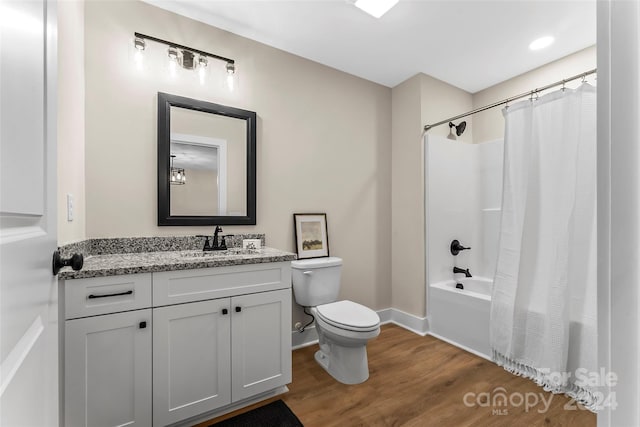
left=429, top=277, right=492, bottom=360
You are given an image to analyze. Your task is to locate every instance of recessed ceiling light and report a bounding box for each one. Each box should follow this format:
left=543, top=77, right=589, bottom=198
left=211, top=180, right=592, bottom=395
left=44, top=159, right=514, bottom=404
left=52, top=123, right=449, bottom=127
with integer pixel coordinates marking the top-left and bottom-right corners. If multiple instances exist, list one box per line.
left=354, top=0, right=399, bottom=18
left=529, top=36, right=555, bottom=51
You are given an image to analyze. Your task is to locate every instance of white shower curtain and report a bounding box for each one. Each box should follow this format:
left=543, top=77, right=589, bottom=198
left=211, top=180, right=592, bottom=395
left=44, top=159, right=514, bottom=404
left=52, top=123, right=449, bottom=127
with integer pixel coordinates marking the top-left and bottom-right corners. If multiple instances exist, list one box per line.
left=490, top=83, right=598, bottom=410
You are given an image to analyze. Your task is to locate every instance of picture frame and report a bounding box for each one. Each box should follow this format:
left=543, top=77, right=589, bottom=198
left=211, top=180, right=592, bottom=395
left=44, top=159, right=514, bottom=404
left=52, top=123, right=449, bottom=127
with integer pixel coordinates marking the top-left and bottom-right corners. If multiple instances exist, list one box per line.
left=293, top=213, right=329, bottom=259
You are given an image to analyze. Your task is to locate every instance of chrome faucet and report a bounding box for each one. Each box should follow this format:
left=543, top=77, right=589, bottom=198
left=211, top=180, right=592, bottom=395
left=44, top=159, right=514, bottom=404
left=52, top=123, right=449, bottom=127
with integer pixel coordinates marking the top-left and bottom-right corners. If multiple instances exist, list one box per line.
left=453, top=266, right=472, bottom=278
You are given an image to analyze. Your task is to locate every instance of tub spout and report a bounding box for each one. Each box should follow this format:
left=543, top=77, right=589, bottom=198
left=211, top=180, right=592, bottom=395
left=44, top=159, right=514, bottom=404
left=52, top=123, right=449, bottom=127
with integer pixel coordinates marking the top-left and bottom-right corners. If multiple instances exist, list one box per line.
left=453, top=266, right=472, bottom=278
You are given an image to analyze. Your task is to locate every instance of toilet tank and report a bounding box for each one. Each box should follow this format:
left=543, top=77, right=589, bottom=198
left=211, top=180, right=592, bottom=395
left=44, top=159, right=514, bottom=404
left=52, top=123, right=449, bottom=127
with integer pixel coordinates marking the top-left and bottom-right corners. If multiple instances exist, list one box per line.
left=291, top=257, right=342, bottom=307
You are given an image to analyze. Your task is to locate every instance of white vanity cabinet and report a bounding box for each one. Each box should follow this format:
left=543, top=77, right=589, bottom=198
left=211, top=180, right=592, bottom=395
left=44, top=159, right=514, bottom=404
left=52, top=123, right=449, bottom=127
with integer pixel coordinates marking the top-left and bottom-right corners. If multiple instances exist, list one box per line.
left=63, top=274, right=153, bottom=427
left=230, top=289, right=292, bottom=402
left=152, top=263, right=292, bottom=426
left=152, top=298, right=232, bottom=426
left=62, top=261, right=292, bottom=427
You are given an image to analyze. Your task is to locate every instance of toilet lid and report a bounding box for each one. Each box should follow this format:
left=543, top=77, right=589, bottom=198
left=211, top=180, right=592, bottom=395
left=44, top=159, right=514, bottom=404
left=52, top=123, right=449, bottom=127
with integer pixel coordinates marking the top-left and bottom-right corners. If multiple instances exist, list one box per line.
left=291, top=257, right=342, bottom=269
left=316, top=300, right=380, bottom=331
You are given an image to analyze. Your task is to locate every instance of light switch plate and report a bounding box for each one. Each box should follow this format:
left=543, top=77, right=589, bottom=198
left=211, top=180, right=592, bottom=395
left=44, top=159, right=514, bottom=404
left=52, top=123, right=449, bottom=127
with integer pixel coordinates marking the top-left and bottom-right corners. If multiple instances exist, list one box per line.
left=67, top=194, right=74, bottom=222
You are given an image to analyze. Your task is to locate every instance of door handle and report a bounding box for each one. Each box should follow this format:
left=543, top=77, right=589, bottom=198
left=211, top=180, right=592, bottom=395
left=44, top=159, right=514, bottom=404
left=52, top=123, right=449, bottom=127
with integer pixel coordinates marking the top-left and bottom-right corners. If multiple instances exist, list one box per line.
left=52, top=249, right=83, bottom=275
left=235, top=306, right=242, bottom=313
left=222, top=308, right=228, bottom=315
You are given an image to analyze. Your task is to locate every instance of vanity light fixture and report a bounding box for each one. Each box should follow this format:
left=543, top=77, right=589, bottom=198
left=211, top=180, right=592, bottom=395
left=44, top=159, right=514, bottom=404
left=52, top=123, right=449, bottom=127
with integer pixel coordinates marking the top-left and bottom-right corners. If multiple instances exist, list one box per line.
left=134, top=37, right=145, bottom=51
left=170, top=155, right=186, bottom=185
left=181, top=49, right=196, bottom=70
left=167, top=47, right=178, bottom=61
left=133, top=32, right=235, bottom=88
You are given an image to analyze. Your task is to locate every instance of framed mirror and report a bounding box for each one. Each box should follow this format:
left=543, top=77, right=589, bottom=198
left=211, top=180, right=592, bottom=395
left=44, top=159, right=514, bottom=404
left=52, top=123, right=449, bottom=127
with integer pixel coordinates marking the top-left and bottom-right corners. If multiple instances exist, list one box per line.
left=157, top=92, right=256, bottom=226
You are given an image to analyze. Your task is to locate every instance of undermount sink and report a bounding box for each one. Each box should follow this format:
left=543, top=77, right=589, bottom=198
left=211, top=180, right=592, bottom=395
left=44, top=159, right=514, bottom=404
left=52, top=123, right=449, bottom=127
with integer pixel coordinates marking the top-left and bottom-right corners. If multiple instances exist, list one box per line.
left=179, top=248, right=260, bottom=258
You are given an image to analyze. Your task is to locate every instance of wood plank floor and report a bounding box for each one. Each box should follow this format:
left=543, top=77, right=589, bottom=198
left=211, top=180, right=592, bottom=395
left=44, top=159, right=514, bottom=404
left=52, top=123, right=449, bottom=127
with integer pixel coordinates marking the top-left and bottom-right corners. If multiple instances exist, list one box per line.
left=198, top=324, right=596, bottom=427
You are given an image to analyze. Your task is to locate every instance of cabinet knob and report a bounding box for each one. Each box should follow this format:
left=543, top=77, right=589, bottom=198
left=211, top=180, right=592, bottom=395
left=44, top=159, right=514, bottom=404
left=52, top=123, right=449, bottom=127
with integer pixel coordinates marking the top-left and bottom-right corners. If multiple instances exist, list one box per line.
left=222, top=308, right=228, bottom=315
left=139, top=321, right=147, bottom=329
left=235, top=306, right=242, bottom=313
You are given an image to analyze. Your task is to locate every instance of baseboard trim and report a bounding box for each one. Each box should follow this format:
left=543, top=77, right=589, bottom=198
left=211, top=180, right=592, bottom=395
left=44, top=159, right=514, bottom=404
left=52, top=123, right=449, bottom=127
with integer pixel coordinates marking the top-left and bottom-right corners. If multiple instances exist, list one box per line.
left=291, top=307, right=430, bottom=349
left=379, top=308, right=430, bottom=336
left=427, top=331, right=492, bottom=361
left=291, top=326, right=318, bottom=350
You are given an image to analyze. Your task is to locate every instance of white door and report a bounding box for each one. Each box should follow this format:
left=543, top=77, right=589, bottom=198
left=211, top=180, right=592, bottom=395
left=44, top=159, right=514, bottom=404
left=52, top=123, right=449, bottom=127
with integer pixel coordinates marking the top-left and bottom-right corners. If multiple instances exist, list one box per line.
left=231, top=289, right=291, bottom=401
left=65, top=310, right=152, bottom=427
left=0, top=0, right=59, bottom=425
left=153, top=299, right=231, bottom=426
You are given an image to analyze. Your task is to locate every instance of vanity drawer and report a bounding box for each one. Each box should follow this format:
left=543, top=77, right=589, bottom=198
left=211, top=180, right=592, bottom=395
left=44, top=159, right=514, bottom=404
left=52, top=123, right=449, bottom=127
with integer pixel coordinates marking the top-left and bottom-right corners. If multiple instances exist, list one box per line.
left=153, top=262, right=291, bottom=306
left=64, top=273, right=152, bottom=320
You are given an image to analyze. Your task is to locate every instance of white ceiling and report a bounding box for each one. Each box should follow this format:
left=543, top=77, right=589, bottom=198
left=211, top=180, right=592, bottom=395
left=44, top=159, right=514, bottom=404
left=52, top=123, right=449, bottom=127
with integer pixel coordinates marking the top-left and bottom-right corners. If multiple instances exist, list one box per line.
left=171, top=142, right=218, bottom=171
left=145, top=0, right=596, bottom=93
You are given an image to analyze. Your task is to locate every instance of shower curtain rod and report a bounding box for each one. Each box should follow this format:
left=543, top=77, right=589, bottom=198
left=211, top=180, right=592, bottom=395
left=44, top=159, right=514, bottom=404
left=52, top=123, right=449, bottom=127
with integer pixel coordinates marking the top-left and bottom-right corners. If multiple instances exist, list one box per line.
left=423, top=68, right=597, bottom=132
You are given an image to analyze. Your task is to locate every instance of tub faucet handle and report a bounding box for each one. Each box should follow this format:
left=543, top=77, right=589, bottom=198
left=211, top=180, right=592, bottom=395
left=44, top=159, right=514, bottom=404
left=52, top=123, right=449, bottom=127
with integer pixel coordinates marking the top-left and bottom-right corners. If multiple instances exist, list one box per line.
left=450, top=239, right=471, bottom=256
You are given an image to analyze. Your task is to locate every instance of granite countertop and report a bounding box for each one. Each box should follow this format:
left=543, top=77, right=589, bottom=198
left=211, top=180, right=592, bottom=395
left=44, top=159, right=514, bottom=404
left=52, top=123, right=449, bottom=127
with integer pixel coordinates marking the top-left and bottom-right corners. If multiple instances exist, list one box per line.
left=58, top=247, right=297, bottom=280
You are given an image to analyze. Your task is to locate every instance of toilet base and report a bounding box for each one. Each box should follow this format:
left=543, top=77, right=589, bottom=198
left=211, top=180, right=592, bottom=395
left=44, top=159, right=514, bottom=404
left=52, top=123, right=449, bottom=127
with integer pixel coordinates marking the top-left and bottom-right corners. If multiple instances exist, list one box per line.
left=314, top=350, right=330, bottom=371
left=314, top=344, right=370, bottom=385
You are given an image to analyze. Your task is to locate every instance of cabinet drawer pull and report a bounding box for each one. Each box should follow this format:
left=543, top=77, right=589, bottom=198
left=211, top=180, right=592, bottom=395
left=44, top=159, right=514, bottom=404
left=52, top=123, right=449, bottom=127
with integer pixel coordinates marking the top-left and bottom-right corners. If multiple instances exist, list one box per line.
left=139, top=321, right=147, bottom=329
left=235, top=306, right=242, bottom=313
left=222, top=308, right=228, bottom=315
left=87, top=290, right=134, bottom=299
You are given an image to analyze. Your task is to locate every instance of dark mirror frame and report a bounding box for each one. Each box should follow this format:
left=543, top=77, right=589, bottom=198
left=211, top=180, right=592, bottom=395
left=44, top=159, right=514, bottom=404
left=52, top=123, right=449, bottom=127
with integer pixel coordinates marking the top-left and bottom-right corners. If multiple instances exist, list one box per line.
left=157, top=92, right=257, bottom=226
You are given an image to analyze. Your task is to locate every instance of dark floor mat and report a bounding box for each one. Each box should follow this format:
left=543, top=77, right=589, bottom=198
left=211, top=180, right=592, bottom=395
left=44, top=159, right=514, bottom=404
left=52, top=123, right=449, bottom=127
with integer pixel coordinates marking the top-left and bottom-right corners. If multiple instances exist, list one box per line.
left=209, top=399, right=303, bottom=427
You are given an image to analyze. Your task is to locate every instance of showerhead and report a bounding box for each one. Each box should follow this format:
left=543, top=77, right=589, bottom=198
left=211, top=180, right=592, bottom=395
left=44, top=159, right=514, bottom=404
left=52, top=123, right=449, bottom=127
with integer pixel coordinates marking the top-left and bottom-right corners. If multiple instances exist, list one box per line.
left=456, top=121, right=466, bottom=136
left=449, top=121, right=467, bottom=138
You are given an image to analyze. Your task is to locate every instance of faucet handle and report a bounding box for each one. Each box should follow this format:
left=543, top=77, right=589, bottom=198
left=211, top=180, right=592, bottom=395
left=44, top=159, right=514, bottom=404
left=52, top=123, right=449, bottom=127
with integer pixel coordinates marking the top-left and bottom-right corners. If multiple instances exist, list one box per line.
left=196, top=235, right=212, bottom=251
left=450, top=239, right=471, bottom=256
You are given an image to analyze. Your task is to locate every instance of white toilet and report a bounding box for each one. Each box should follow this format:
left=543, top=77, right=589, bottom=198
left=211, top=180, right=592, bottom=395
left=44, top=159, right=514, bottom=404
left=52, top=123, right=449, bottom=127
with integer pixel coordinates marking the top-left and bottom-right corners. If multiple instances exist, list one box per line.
left=291, top=257, right=380, bottom=384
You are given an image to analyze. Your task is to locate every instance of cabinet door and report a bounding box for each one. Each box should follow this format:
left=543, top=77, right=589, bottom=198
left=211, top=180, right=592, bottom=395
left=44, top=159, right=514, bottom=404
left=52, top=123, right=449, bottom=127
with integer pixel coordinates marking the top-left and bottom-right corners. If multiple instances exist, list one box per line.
left=231, top=289, right=292, bottom=401
left=65, top=309, right=152, bottom=427
left=153, top=299, right=231, bottom=426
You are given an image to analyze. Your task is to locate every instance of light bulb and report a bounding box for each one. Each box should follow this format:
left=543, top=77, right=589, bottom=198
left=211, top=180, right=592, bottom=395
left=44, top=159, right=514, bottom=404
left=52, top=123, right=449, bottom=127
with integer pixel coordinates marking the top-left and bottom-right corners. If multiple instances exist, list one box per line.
left=226, top=62, right=236, bottom=92
left=168, top=47, right=178, bottom=77
left=226, top=74, right=234, bottom=92
left=132, top=38, right=145, bottom=71
left=134, top=37, right=145, bottom=51
left=176, top=171, right=181, bottom=180
left=198, top=56, right=207, bottom=85
left=134, top=50, right=143, bottom=70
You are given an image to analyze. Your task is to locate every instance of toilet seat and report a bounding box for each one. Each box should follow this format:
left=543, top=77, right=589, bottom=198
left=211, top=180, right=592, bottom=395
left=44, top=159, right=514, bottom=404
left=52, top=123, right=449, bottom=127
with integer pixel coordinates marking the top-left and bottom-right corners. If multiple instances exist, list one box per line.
left=316, top=300, right=380, bottom=332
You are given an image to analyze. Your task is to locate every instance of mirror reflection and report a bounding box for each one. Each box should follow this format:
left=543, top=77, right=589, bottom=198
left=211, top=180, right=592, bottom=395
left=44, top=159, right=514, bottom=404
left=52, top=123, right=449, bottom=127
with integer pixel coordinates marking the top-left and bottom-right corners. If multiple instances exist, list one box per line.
left=169, top=106, right=247, bottom=217
left=169, top=140, right=220, bottom=216
left=157, top=93, right=256, bottom=226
